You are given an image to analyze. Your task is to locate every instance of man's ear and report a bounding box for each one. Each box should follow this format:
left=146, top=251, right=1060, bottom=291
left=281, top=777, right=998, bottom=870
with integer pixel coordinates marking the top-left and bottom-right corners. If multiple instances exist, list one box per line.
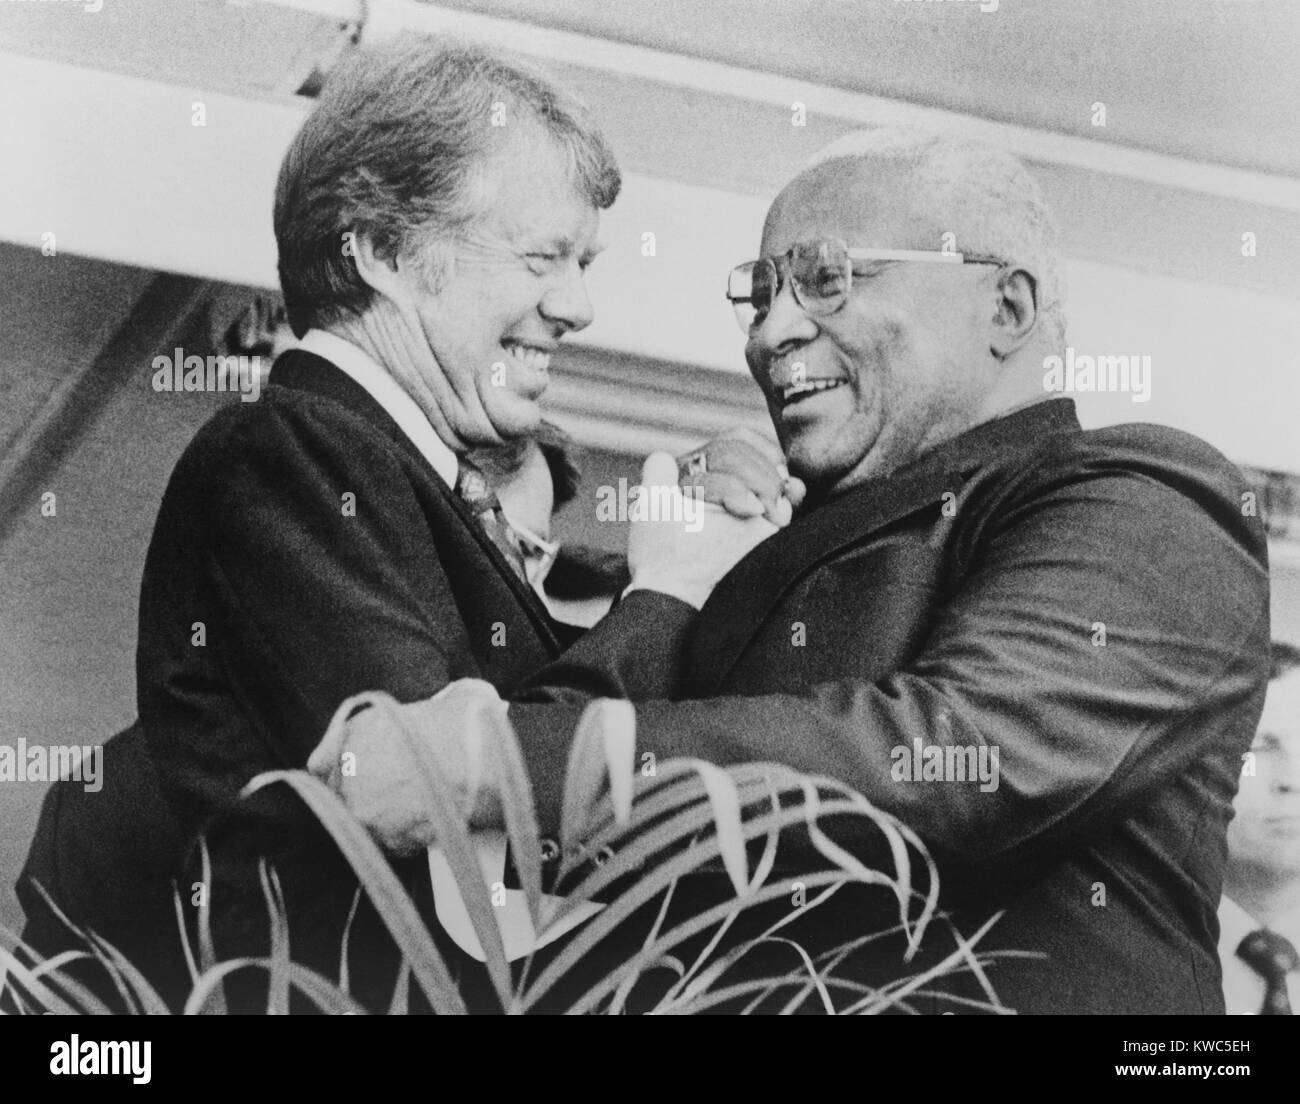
left=351, top=232, right=409, bottom=304
left=989, top=267, right=1038, bottom=360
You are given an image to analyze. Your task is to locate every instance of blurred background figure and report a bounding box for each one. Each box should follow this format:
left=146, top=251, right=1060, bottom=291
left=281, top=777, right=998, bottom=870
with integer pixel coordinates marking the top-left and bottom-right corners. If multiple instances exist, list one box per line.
left=470, top=421, right=628, bottom=630
left=222, top=295, right=299, bottom=364
left=1220, top=640, right=1300, bottom=1014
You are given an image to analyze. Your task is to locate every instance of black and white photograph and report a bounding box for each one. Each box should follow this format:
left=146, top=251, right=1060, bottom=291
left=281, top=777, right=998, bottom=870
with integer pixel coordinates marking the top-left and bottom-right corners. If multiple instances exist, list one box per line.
left=1, top=0, right=1297, bottom=1063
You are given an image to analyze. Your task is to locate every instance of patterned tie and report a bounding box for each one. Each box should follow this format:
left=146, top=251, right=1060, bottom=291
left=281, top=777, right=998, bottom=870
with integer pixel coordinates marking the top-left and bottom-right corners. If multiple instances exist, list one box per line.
left=455, top=457, right=529, bottom=585
left=1237, top=928, right=1299, bottom=1015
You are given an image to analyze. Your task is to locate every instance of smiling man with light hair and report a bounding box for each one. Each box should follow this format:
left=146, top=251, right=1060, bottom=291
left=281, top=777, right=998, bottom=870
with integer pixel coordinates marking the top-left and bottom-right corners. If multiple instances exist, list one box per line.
left=14, top=35, right=776, bottom=1013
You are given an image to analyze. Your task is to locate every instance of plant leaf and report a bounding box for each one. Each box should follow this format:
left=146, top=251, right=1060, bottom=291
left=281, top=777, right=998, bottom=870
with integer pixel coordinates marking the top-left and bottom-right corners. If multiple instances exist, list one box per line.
left=257, top=861, right=291, bottom=1015
left=194, top=836, right=226, bottom=1014
left=23, top=882, right=154, bottom=1014
left=480, top=699, right=545, bottom=934
left=171, top=881, right=200, bottom=990
left=84, top=933, right=172, bottom=1016
left=378, top=697, right=514, bottom=1009
left=387, top=959, right=412, bottom=1016
left=27, top=952, right=117, bottom=1016
left=846, top=909, right=1006, bottom=1015
left=337, top=886, right=362, bottom=996
left=560, top=698, right=635, bottom=856
left=243, top=769, right=466, bottom=1014
left=0, top=940, right=79, bottom=1014
left=682, top=759, right=748, bottom=895
left=284, top=962, right=371, bottom=1015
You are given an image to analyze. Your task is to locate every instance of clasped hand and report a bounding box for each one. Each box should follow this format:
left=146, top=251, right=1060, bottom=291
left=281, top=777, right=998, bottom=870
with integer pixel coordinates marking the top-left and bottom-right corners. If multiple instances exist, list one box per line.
left=627, top=428, right=802, bottom=610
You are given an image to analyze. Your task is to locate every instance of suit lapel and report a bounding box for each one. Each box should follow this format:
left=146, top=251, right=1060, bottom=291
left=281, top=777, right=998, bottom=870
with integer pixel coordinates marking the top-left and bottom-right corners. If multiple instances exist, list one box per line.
left=690, top=399, right=1081, bottom=691
left=268, top=350, right=561, bottom=652
left=691, top=457, right=961, bottom=692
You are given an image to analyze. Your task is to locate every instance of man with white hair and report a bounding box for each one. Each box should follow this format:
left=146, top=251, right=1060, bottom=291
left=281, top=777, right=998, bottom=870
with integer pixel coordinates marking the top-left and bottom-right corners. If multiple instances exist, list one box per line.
left=326, top=126, right=1270, bottom=1014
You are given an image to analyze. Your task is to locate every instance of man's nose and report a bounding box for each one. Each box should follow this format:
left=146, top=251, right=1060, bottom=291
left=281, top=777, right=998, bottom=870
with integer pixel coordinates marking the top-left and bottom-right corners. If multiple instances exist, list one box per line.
left=1276, top=756, right=1300, bottom=793
left=747, top=282, right=818, bottom=378
left=539, top=260, right=594, bottom=334
left=1267, top=740, right=1300, bottom=792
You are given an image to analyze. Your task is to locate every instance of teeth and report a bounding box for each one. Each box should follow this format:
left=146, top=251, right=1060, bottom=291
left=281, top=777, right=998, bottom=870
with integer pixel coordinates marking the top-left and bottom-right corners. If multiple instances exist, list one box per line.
left=781, top=378, right=845, bottom=402
left=503, top=343, right=551, bottom=374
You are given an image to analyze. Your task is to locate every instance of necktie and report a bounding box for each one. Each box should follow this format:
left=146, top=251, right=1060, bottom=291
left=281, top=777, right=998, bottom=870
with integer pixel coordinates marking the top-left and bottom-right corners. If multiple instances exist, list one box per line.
left=455, top=457, right=529, bottom=585
left=1237, top=928, right=1298, bottom=1015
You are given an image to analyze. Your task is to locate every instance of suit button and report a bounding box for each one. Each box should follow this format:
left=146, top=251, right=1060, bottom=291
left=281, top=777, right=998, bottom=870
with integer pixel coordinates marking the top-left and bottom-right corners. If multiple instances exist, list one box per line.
left=540, top=838, right=560, bottom=863
left=594, top=845, right=615, bottom=867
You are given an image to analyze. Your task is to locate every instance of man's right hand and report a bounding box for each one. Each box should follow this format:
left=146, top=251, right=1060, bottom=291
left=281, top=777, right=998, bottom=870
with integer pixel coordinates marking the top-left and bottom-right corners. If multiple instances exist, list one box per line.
left=306, top=680, right=507, bottom=855
left=625, top=452, right=778, bottom=610
left=677, top=427, right=806, bottom=526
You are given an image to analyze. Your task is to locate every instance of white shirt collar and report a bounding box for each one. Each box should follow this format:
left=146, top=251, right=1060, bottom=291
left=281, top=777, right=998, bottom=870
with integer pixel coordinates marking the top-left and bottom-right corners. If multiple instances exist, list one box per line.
left=297, top=329, right=459, bottom=490
left=1218, top=895, right=1259, bottom=956
left=1218, top=895, right=1300, bottom=1014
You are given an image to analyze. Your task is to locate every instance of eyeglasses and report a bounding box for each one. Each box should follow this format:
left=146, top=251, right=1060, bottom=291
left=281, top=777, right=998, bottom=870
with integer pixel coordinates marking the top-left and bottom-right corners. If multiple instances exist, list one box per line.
left=508, top=518, right=560, bottom=591
left=725, top=240, right=1004, bottom=334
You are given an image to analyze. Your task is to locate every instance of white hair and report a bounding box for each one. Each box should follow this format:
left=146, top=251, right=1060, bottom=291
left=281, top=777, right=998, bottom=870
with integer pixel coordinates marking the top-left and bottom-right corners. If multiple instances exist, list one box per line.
left=806, top=128, right=1067, bottom=347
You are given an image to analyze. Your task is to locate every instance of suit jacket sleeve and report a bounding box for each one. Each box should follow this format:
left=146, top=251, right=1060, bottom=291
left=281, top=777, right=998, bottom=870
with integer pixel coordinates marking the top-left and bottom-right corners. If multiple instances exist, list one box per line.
left=137, top=398, right=480, bottom=1002
left=140, top=399, right=466, bottom=784
left=510, top=448, right=1269, bottom=867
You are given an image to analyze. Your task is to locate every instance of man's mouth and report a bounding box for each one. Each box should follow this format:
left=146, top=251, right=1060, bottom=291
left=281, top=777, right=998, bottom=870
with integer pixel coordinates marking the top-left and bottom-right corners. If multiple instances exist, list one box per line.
left=779, top=378, right=848, bottom=407
left=501, top=340, right=553, bottom=375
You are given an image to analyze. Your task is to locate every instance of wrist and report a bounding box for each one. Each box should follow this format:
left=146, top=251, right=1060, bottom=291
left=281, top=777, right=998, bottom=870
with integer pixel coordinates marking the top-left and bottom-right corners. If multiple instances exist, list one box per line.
left=624, top=574, right=709, bottom=610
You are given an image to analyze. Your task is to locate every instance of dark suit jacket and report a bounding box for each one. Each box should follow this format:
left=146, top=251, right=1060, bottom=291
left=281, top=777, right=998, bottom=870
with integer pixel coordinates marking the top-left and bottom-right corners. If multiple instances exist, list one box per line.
left=510, top=399, right=1271, bottom=1014
left=15, top=721, right=193, bottom=1008
left=14, top=348, right=628, bottom=1012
